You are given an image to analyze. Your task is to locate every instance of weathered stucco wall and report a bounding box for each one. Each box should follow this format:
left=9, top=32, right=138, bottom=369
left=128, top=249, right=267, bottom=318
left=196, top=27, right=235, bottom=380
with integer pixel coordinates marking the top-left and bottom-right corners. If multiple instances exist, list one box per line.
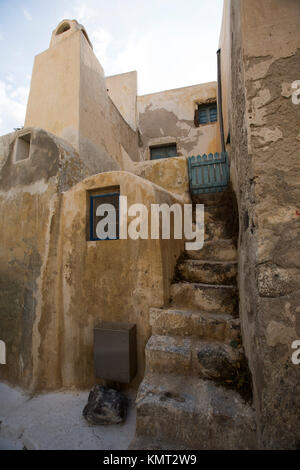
left=106, top=71, right=137, bottom=131
left=0, top=127, right=104, bottom=389
left=218, top=0, right=231, bottom=146
left=221, top=0, right=300, bottom=449
left=25, top=21, right=139, bottom=171
left=0, top=131, right=184, bottom=391
left=138, top=82, right=221, bottom=161
left=133, top=156, right=190, bottom=202
left=36, top=172, right=184, bottom=391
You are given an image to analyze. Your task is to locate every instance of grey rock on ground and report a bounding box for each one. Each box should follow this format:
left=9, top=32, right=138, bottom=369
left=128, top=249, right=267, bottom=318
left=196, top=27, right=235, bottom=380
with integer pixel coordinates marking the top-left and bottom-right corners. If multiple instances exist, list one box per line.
left=83, top=385, right=128, bottom=425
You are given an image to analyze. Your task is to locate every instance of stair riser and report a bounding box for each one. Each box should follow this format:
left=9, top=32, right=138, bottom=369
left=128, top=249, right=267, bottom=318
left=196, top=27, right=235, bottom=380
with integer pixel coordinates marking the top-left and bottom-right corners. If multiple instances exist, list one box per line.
left=136, top=404, right=256, bottom=450
left=145, top=347, right=191, bottom=376
left=150, top=310, right=240, bottom=342
left=186, top=243, right=237, bottom=262
left=205, top=221, right=233, bottom=241
left=192, top=346, right=243, bottom=381
left=177, top=261, right=237, bottom=285
left=136, top=409, right=205, bottom=449
left=170, top=283, right=237, bottom=315
left=146, top=343, right=242, bottom=380
left=193, top=221, right=232, bottom=242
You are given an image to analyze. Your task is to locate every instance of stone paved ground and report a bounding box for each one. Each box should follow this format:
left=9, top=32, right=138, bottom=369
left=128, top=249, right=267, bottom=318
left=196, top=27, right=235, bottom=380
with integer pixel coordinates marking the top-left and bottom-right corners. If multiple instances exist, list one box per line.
left=0, top=383, right=136, bottom=450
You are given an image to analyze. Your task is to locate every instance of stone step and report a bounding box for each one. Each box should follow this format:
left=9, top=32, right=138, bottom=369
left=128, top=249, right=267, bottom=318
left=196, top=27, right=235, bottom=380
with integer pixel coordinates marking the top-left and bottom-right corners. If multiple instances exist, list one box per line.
left=193, top=204, right=231, bottom=225
left=192, top=220, right=232, bottom=242
left=135, top=372, right=256, bottom=449
left=176, top=259, right=237, bottom=285
left=170, top=282, right=237, bottom=315
left=185, top=239, right=237, bottom=262
left=145, top=335, right=243, bottom=380
left=150, top=307, right=240, bottom=341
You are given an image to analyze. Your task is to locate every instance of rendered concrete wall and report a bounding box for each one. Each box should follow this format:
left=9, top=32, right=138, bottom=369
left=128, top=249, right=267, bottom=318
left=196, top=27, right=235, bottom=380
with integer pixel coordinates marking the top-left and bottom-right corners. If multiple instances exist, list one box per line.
left=134, top=156, right=190, bottom=202
left=25, top=21, right=139, bottom=171
left=0, top=128, right=107, bottom=389
left=25, top=31, right=80, bottom=150
left=0, top=131, right=184, bottom=391
left=220, top=0, right=300, bottom=449
left=106, top=71, right=138, bottom=131
left=43, top=172, right=184, bottom=391
left=138, top=83, right=221, bottom=161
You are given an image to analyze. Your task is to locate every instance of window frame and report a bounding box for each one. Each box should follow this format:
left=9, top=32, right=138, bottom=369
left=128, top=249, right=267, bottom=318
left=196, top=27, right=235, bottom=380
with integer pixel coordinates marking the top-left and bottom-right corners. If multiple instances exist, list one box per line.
left=194, top=102, right=218, bottom=127
left=89, top=191, right=120, bottom=241
left=150, top=143, right=177, bottom=160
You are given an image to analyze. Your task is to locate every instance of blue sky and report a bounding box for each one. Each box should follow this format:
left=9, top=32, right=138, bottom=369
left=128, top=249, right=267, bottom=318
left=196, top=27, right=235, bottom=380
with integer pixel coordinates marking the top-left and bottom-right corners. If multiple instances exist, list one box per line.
left=0, top=0, right=224, bottom=135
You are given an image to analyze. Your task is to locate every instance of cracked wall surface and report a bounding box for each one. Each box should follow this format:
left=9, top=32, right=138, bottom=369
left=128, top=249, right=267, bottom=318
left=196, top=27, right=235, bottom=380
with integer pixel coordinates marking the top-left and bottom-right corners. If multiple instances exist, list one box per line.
left=0, top=129, right=140, bottom=390
left=0, top=129, right=185, bottom=392
left=137, top=83, right=221, bottom=161
left=221, top=0, right=300, bottom=449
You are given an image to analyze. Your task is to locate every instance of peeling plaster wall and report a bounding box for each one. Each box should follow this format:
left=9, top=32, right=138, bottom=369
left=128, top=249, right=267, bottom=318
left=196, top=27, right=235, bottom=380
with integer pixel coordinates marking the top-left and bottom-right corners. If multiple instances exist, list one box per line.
left=36, top=172, right=184, bottom=391
left=0, top=131, right=184, bottom=391
left=133, top=156, right=190, bottom=202
left=220, top=0, right=300, bottom=449
left=137, top=83, right=221, bottom=161
left=0, top=129, right=145, bottom=390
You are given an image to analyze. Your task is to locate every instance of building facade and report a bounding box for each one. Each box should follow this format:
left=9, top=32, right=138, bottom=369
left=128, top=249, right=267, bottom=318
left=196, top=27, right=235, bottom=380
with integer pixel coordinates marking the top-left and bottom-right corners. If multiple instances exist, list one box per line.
left=0, top=0, right=299, bottom=450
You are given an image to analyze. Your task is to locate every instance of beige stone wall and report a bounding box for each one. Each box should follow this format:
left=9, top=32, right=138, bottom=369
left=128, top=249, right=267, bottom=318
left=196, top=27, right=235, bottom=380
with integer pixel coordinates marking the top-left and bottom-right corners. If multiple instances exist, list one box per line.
left=220, top=0, right=300, bottom=449
left=138, top=83, right=221, bottom=161
left=106, top=71, right=137, bottom=131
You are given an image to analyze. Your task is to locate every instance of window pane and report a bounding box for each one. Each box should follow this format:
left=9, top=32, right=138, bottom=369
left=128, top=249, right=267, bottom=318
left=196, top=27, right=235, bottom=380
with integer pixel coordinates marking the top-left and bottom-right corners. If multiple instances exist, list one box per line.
left=198, top=108, right=209, bottom=124
left=90, top=193, right=120, bottom=240
left=197, top=103, right=218, bottom=125
left=209, top=105, right=218, bottom=122
left=150, top=144, right=177, bottom=160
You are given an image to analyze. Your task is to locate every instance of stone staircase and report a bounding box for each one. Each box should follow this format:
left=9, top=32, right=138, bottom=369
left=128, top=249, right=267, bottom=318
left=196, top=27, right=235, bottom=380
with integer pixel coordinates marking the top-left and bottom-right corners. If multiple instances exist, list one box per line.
left=131, top=192, right=257, bottom=450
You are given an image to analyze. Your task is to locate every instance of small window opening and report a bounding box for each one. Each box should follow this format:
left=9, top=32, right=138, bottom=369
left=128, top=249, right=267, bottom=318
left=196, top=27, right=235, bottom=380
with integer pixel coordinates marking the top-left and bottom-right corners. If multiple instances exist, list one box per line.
left=56, top=22, right=71, bottom=35
left=14, top=133, right=31, bottom=163
left=89, top=188, right=120, bottom=241
left=150, top=143, right=177, bottom=160
left=195, top=102, right=218, bottom=127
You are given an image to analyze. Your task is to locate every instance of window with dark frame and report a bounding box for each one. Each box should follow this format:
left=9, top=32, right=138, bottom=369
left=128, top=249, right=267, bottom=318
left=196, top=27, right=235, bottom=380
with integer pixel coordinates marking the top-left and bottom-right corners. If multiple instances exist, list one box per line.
left=150, top=143, right=177, bottom=160
left=89, top=192, right=120, bottom=241
left=194, top=102, right=218, bottom=127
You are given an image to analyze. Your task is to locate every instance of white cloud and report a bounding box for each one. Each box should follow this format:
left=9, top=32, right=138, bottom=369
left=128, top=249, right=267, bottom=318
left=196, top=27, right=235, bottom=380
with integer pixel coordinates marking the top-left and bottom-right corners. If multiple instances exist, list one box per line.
left=23, top=8, right=32, bottom=22
left=107, top=30, right=217, bottom=95
left=62, top=1, right=95, bottom=24
left=59, top=1, right=217, bottom=94
left=5, top=74, right=15, bottom=84
left=90, top=28, right=112, bottom=65
left=73, top=3, right=95, bottom=23
left=0, top=80, right=29, bottom=135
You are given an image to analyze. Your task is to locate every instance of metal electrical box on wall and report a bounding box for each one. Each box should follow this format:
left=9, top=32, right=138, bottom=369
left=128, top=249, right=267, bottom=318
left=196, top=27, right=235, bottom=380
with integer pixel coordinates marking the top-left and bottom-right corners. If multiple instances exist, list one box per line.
left=94, top=322, right=137, bottom=383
